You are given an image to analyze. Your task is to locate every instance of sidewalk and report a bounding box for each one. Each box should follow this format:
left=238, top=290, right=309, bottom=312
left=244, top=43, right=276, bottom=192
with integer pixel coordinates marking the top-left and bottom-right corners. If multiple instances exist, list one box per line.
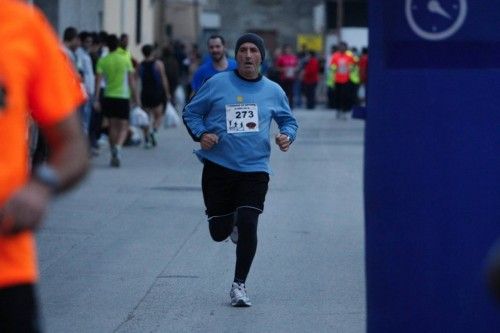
left=38, top=108, right=366, bottom=332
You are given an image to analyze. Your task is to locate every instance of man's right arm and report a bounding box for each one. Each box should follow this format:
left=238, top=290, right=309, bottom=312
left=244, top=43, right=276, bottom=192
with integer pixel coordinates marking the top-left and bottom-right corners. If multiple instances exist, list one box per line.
left=182, top=81, right=213, bottom=142
left=1, top=112, right=89, bottom=234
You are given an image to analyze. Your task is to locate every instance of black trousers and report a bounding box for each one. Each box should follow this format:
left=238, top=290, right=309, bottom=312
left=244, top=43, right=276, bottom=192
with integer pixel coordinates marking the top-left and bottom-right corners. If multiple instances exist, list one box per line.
left=302, top=82, right=317, bottom=109
left=279, top=80, right=295, bottom=109
left=334, top=82, right=353, bottom=112
left=0, top=284, right=41, bottom=333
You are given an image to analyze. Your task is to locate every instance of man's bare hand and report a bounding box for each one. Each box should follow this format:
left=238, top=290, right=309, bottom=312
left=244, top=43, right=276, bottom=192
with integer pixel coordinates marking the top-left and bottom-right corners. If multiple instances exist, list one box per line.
left=200, top=133, right=219, bottom=150
left=0, top=181, right=52, bottom=235
left=275, top=133, right=291, bottom=152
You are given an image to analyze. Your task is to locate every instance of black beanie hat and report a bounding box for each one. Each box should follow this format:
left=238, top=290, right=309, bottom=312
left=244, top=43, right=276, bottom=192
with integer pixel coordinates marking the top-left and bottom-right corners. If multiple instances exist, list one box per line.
left=235, top=33, right=265, bottom=62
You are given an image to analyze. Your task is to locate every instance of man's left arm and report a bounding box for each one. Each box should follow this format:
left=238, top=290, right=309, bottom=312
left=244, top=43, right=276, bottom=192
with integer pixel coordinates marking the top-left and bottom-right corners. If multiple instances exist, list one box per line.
left=273, top=91, right=298, bottom=149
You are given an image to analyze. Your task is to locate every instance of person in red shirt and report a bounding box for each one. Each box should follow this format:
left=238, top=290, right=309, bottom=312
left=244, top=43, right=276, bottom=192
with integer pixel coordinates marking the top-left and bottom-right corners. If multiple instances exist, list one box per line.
left=300, top=51, right=320, bottom=109
left=330, top=41, right=355, bottom=118
left=358, top=47, right=368, bottom=106
left=0, top=1, right=89, bottom=331
left=276, top=44, right=299, bottom=108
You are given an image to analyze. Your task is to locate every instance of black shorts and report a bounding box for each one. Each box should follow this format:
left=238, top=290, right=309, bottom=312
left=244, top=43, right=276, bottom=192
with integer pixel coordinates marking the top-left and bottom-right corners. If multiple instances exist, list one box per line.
left=102, top=97, right=130, bottom=120
left=141, top=91, right=165, bottom=109
left=201, top=160, right=269, bottom=218
left=0, top=283, right=41, bottom=333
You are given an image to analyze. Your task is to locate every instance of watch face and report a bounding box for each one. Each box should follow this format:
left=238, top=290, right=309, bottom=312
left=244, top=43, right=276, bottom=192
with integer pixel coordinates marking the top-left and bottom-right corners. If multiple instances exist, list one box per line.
left=405, top=0, right=467, bottom=41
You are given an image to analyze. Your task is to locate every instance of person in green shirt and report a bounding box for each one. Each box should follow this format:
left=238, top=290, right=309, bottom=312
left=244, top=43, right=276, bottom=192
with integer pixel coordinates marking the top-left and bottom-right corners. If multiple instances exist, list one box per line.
left=93, top=34, right=140, bottom=167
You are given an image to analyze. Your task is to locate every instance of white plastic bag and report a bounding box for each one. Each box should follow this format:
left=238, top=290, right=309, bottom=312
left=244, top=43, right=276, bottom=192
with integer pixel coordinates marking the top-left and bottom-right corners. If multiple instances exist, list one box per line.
left=130, top=106, right=149, bottom=128
left=174, top=85, right=185, bottom=113
left=164, top=101, right=181, bottom=128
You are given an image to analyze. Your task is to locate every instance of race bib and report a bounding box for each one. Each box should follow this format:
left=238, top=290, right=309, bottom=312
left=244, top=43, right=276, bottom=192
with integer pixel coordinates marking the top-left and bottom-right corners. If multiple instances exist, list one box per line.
left=226, top=103, right=259, bottom=133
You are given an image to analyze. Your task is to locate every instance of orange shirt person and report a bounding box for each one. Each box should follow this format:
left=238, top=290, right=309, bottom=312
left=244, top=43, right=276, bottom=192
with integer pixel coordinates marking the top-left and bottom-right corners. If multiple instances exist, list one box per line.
left=0, top=1, right=89, bottom=332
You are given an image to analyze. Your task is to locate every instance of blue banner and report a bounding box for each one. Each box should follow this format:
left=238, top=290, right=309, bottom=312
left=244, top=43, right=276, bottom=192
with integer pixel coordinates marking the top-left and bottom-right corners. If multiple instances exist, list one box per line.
left=383, top=1, right=500, bottom=67
left=365, top=1, right=500, bottom=332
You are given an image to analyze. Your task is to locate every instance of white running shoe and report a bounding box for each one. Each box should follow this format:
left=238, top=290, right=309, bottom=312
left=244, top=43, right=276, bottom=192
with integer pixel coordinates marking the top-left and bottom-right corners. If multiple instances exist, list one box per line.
left=230, top=225, right=238, bottom=244
left=230, top=282, right=251, bottom=307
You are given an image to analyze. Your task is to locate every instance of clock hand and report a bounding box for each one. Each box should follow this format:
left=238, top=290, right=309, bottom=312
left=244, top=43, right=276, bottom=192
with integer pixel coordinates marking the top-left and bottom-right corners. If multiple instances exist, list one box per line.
left=427, top=0, right=452, bottom=19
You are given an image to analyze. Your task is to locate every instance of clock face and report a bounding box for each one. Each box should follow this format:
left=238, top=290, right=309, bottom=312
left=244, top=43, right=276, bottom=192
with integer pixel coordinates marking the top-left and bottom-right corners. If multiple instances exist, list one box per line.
left=405, top=0, right=467, bottom=41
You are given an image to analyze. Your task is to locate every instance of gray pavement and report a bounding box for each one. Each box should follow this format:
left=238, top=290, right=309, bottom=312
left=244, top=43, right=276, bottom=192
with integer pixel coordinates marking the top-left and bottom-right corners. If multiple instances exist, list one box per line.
left=37, top=108, right=366, bottom=333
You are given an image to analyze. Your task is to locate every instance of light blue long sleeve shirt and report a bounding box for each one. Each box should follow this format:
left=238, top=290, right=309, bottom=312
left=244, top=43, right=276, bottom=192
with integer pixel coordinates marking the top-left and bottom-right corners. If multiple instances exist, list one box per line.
left=183, top=70, right=298, bottom=173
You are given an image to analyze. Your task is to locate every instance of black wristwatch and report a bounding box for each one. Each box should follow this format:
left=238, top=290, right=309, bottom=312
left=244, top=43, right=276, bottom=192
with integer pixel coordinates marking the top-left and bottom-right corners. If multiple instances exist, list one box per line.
left=34, top=164, right=61, bottom=193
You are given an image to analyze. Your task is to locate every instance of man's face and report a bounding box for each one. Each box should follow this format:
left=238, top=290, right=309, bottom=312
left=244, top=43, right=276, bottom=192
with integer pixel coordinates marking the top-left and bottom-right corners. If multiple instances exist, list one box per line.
left=207, top=38, right=225, bottom=62
left=236, top=42, right=261, bottom=79
left=82, top=37, right=92, bottom=51
left=120, top=36, right=129, bottom=49
left=69, top=37, right=80, bottom=51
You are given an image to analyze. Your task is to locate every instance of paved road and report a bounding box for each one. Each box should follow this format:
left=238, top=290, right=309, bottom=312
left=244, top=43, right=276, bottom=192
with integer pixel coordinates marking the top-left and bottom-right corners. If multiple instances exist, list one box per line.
left=37, top=108, right=366, bottom=333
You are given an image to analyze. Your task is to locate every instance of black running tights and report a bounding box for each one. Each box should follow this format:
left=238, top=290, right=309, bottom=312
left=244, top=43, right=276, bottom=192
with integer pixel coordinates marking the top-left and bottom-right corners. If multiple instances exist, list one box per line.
left=208, top=207, right=260, bottom=284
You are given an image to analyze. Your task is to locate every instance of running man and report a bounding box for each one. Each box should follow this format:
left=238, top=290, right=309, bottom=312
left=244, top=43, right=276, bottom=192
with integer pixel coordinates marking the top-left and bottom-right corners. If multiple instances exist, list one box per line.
left=183, top=33, right=298, bottom=307
left=138, top=44, right=171, bottom=148
left=190, top=34, right=237, bottom=95
left=94, top=34, right=140, bottom=167
left=0, top=1, right=89, bottom=331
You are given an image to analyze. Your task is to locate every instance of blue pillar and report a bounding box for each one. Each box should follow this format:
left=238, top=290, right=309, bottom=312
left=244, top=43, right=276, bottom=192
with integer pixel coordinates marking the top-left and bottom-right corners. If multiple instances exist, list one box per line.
left=365, top=1, right=500, bottom=332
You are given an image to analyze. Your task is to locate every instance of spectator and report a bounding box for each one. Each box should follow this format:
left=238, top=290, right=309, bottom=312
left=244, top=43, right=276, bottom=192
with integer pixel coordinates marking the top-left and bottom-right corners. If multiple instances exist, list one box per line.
left=358, top=47, right=368, bottom=106
left=62, top=26, right=82, bottom=78
left=325, top=45, right=338, bottom=109
left=161, top=44, right=181, bottom=106
left=88, top=31, right=108, bottom=156
left=77, top=31, right=96, bottom=135
left=276, top=44, right=299, bottom=109
left=329, top=41, right=356, bottom=119
left=301, top=51, right=320, bottom=109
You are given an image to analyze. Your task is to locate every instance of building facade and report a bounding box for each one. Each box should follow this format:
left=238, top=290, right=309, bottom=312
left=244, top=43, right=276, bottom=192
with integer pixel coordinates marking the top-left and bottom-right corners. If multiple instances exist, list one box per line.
left=31, top=0, right=367, bottom=62
left=32, top=0, right=160, bottom=60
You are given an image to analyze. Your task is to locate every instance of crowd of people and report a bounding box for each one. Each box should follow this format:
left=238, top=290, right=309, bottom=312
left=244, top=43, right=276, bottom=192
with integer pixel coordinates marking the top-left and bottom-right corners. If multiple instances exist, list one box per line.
left=59, top=28, right=180, bottom=167
left=325, top=42, right=368, bottom=119
left=32, top=27, right=238, bottom=169
left=263, top=40, right=368, bottom=116
left=30, top=26, right=369, bottom=171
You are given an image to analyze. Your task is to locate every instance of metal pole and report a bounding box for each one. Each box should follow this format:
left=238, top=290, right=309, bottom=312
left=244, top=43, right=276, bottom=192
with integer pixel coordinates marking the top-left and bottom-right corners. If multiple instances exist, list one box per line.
left=194, top=0, right=200, bottom=45
left=337, top=0, right=343, bottom=42
left=120, top=0, right=125, bottom=34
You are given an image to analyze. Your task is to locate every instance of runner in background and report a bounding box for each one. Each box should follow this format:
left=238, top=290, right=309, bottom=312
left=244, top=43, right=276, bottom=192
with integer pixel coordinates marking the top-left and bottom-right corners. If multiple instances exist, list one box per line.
left=190, top=35, right=237, bottom=96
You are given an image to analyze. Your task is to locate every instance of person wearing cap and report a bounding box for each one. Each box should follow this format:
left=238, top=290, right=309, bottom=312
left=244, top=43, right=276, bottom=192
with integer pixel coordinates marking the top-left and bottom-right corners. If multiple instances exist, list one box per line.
left=183, top=33, right=298, bottom=307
